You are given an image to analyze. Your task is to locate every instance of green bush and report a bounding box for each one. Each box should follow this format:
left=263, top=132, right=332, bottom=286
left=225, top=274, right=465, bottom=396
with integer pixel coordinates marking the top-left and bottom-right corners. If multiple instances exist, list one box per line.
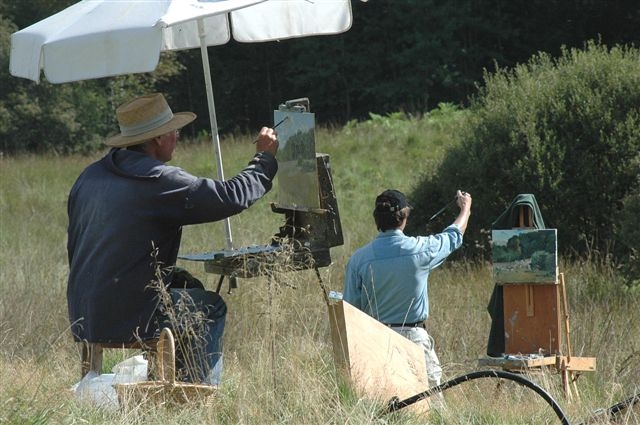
left=408, top=41, right=640, bottom=284
left=492, top=245, right=521, bottom=263
left=614, top=172, right=640, bottom=284
left=530, top=250, right=553, bottom=271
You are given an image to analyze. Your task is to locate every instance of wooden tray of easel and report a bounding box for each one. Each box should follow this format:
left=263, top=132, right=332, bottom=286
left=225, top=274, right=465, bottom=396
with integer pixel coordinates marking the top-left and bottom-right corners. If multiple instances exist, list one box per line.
left=113, top=327, right=216, bottom=407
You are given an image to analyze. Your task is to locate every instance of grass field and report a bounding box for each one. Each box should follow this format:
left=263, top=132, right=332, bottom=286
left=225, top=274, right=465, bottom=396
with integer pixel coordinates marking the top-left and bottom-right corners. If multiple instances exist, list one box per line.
left=1, top=111, right=638, bottom=424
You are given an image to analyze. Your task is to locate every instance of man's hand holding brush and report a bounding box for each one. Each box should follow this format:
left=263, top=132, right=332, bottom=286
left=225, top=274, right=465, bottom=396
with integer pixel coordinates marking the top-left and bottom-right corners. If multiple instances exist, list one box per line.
left=253, top=116, right=288, bottom=156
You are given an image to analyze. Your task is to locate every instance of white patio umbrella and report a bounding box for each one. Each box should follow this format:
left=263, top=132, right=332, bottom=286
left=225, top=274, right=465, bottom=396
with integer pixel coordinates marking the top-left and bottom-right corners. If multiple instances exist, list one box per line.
left=9, top=0, right=358, bottom=251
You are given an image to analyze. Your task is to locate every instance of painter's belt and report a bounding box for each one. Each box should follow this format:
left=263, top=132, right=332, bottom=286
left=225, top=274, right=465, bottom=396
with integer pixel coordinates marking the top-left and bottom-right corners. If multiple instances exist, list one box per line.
left=385, top=321, right=426, bottom=329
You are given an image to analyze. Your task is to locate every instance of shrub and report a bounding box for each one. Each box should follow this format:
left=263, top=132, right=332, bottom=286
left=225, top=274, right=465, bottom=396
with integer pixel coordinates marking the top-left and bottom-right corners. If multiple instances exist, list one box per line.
left=613, top=171, right=640, bottom=284
left=493, top=245, right=521, bottom=263
left=530, top=250, right=554, bottom=271
left=408, top=41, right=640, bottom=284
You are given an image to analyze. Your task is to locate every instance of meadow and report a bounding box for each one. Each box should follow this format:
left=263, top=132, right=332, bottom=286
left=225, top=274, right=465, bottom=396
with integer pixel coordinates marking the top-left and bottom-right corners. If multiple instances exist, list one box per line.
left=1, top=111, right=638, bottom=424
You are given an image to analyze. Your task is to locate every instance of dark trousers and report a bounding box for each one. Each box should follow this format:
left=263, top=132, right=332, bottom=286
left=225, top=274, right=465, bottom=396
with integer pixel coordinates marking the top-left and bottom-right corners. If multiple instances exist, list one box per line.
left=167, top=288, right=226, bottom=384
left=157, top=268, right=227, bottom=384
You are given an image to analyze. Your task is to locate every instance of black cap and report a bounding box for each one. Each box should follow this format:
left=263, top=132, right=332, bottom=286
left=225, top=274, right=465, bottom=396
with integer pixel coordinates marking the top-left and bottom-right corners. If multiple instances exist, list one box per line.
left=374, top=189, right=410, bottom=213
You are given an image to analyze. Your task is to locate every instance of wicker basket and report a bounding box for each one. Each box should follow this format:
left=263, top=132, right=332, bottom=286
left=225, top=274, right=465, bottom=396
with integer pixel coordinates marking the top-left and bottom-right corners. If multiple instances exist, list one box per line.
left=113, top=327, right=216, bottom=407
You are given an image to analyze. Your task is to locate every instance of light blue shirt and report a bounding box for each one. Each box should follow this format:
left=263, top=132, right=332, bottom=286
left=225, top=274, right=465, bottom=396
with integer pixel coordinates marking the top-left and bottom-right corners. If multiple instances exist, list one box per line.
left=343, top=225, right=463, bottom=324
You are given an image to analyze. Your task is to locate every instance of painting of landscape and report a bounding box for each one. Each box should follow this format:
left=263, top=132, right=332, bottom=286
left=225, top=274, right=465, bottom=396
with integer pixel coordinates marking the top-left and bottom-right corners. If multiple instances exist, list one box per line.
left=273, top=110, right=319, bottom=209
left=492, top=229, right=558, bottom=284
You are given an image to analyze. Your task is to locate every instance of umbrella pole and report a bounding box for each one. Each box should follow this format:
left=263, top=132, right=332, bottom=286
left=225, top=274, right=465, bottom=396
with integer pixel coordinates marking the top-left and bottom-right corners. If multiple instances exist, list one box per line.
left=198, top=19, right=233, bottom=251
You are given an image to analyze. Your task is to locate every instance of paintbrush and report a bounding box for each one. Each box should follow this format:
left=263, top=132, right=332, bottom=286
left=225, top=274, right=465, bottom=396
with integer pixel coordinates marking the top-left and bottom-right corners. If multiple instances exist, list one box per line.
left=427, top=198, right=457, bottom=223
left=253, top=116, right=289, bottom=143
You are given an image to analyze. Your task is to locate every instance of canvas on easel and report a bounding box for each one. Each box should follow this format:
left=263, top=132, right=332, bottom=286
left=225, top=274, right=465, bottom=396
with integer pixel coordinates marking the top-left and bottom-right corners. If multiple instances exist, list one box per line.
left=492, top=229, right=558, bottom=285
left=273, top=102, right=319, bottom=210
left=496, top=225, right=562, bottom=355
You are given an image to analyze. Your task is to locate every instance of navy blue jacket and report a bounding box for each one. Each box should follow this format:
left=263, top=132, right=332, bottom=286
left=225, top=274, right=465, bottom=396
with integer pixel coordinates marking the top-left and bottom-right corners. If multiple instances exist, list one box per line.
left=67, top=148, right=277, bottom=342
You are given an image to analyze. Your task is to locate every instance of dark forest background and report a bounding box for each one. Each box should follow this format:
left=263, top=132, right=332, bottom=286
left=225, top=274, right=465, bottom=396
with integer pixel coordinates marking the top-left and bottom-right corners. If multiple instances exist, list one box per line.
left=2, top=0, right=640, bottom=153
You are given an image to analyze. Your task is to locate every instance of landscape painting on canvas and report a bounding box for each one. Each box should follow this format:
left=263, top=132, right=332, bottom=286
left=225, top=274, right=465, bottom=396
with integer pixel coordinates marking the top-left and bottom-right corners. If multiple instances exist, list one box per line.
left=492, top=229, right=558, bottom=284
left=273, top=109, right=319, bottom=209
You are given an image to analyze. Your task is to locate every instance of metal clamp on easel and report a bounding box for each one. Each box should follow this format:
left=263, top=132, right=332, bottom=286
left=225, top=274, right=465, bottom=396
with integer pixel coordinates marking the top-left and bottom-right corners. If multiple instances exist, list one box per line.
left=281, top=97, right=310, bottom=113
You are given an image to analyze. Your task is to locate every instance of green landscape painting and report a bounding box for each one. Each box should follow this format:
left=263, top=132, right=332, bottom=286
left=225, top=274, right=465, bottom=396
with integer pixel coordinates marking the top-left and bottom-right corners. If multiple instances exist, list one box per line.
left=492, top=229, right=558, bottom=284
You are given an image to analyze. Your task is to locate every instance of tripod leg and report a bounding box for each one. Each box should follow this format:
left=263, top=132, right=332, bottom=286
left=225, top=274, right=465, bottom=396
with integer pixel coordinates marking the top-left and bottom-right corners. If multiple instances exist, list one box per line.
left=215, top=275, right=225, bottom=293
left=314, top=266, right=330, bottom=304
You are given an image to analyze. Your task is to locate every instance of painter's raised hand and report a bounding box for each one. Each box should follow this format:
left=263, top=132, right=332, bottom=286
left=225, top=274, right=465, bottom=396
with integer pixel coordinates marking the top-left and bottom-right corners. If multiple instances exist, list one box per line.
left=456, top=190, right=472, bottom=213
left=254, top=126, right=279, bottom=156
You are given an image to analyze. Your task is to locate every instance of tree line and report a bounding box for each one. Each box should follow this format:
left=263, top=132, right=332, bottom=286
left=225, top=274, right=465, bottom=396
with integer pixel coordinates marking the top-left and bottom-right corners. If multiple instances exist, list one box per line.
left=2, top=0, right=640, bottom=154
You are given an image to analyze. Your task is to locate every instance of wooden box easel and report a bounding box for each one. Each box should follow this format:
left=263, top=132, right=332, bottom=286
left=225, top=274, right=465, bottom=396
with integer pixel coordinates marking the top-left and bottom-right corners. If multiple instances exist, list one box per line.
left=504, top=282, right=561, bottom=354
left=503, top=207, right=560, bottom=355
left=479, top=206, right=596, bottom=400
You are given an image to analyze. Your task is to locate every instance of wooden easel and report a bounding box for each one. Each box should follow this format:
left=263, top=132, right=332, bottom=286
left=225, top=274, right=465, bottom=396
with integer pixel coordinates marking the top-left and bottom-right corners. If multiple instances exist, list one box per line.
left=479, top=206, right=596, bottom=400
left=503, top=207, right=560, bottom=355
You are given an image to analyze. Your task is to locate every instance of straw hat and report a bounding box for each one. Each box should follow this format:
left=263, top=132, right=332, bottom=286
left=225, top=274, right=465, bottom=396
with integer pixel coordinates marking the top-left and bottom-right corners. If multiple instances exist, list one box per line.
left=105, top=93, right=196, bottom=147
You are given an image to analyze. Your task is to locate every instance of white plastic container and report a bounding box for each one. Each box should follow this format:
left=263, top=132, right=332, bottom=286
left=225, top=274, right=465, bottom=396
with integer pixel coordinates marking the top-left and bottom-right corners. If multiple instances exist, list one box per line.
left=72, top=355, right=148, bottom=409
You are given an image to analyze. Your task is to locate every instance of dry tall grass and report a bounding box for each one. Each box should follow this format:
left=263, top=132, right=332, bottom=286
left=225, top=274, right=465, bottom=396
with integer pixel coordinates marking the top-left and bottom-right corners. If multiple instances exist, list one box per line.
left=1, top=116, right=638, bottom=424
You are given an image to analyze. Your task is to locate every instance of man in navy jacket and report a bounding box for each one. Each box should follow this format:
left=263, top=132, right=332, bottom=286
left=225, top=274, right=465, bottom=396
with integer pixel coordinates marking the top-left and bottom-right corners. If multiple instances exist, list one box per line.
left=67, top=93, right=279, bottom=385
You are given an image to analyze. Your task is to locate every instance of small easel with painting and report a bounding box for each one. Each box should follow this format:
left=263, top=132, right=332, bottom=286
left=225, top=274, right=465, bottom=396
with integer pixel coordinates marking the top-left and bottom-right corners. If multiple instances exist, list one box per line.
left=481, top=204, right=596, bottom=400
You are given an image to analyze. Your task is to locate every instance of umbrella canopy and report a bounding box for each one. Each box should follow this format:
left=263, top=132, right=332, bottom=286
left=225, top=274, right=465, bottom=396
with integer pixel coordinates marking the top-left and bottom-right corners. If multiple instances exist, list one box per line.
left=9, top=0, right=358, bottom=250
left=10, top=0, right=355, bottom=83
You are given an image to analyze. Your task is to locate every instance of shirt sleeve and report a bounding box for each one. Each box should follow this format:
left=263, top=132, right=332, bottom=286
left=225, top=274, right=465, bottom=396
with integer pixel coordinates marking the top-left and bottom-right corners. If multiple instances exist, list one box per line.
left=422, top=224, right=464, bottom=270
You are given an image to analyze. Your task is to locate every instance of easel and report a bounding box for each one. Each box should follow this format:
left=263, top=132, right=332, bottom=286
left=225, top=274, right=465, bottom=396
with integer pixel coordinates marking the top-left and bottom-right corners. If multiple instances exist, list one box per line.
left=479, top=206, right=596, bottom=400
left=179, top=98, right=343, bottom=294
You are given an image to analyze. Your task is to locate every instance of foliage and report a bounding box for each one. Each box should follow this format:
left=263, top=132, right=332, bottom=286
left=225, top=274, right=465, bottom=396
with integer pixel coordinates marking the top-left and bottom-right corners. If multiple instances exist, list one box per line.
left=493, top=245, right=520, bottom=263
left=614, top=176, right=640, bottom=284
left=3, top=1, right=640, bottom=154
left=529, top=250, right=554, bottom=271
left=285, top=0, right=640, bottom=124
left=408, top=41, right=640, bottom=284
left=518, top=230, right=556, bottom=258
left=0, top=12, right=185, bottom=154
